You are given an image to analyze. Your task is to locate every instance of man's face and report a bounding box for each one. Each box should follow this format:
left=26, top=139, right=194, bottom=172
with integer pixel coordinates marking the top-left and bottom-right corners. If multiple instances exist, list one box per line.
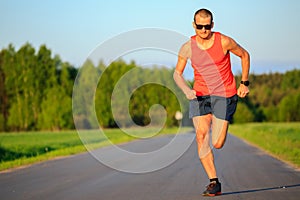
left=193, top=15, right=214, bottom=39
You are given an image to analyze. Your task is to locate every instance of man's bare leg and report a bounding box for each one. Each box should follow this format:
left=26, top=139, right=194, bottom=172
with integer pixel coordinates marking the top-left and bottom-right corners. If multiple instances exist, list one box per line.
left=192, top=114, right=217, bottom=179
left=211, top=115, right=229, bottom=149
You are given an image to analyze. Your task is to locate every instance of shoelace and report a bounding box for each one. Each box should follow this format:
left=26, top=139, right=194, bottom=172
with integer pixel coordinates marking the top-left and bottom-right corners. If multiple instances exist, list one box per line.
left=206, top=182, right=217, bottom=190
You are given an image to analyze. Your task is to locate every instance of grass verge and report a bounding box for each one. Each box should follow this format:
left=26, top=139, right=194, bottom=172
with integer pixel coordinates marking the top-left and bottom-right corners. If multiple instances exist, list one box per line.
left=229, top=122, right=300, bottom=169
left=0, top=127, right=192, bottom=172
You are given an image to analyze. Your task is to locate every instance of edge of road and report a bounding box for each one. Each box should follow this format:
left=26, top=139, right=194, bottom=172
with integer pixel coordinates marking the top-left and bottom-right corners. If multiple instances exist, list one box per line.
left=229, top=133, right=300, bottom=172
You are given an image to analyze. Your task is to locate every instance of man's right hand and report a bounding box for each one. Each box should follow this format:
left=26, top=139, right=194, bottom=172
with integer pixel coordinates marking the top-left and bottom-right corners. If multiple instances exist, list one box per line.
left=185, top=89, right=197, bottom=100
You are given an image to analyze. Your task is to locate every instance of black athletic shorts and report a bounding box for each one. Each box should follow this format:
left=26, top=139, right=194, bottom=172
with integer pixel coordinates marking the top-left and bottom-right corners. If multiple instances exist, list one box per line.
left=189, top=94, right=238, bottom=122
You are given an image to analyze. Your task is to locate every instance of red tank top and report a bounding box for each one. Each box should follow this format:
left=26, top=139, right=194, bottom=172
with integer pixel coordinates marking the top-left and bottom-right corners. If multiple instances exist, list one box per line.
left=191, top=32, right=236, bottom=97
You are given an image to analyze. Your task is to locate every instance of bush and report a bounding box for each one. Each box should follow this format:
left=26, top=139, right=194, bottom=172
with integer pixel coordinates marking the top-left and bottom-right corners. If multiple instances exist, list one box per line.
left=233, top=102, right=255, bottom=123
left=279, top=92, right=300, bottom=122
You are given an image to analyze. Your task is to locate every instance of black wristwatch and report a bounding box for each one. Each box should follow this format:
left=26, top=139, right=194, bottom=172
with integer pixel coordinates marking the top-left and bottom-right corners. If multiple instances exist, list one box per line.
left=240, top=80, right=250, bottom=86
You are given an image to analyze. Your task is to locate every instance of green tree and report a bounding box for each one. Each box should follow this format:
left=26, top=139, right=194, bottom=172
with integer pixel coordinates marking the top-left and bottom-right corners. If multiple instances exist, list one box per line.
left=233, top=102, right=255, bottom=123
left=6, top=43, right=37, bottom=130
left=0, top=45, right=15, bottom=131
left=95, top=60, right=135, bottom=128
left=262, top=105, right=280, bottom=122
left=73, top=59, right=100, bottom=129
left=281, top=69, right=300, bottom=90
left=279, top=92, right=300, bottom=122
left=39, top=86, right=72, bottom=130
left=38, top=60, right=75, bottom=130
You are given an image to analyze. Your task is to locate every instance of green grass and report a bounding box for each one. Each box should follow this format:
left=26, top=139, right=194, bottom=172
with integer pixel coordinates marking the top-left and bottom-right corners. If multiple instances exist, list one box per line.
left=229, top=122, right=300, bottom=168
left=0, top=127, right=192, bottom=171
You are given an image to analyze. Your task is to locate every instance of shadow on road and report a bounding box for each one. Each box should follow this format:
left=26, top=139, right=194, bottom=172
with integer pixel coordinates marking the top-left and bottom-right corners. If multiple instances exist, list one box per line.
left=222, top=184, right=300, bottom=196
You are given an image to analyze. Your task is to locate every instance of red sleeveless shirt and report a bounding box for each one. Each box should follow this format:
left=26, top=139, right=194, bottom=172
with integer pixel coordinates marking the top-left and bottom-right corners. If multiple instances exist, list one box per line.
left=191, top=32, right=236, bottom=97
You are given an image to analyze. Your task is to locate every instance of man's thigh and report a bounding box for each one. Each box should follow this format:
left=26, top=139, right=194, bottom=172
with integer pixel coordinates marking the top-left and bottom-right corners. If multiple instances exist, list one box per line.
left=192, top=114, right=212, bottom=134
left=211, top=115, right=229, bottom=148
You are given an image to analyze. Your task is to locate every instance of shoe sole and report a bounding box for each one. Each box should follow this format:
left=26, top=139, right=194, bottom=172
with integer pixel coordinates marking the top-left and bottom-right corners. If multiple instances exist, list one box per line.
left=202, top=192, right=222, bottom=197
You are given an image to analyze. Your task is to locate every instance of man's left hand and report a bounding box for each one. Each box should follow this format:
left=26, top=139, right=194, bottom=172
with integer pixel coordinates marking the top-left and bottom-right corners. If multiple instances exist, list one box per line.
left=237, top=84, right=249, bottom=98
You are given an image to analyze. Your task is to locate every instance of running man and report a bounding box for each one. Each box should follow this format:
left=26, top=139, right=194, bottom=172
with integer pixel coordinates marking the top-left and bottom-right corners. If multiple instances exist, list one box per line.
left=173, top=8, right=250, bottom=196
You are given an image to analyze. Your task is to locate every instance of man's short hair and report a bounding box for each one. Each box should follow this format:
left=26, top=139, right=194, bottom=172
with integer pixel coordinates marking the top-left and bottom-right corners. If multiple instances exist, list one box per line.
left=194, top=8, right=214, bottom=23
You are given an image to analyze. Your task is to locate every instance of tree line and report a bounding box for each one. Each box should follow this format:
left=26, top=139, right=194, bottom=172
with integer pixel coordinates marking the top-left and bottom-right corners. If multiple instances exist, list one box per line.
left=72, top=59, right=186, bottom=130
left=0, top=43, right=76, bottom=131
left=0, top=43, right=299, bottom=131
left=234, top=70, right=300, bottom=123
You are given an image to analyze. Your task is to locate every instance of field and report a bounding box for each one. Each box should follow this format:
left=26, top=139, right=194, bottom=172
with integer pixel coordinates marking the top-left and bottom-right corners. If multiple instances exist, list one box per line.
left=0, top=127, right=192, bottom=171
left=229, top=122, right=300, bottom=168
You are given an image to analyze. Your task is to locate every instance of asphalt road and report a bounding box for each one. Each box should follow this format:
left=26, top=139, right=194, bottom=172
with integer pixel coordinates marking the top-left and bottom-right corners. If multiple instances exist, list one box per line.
left=1, top=133, right=300, bottom=200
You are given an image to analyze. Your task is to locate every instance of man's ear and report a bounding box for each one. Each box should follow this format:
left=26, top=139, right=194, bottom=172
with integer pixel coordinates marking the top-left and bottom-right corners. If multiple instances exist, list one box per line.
left=192, top=21, right=196, bottom=29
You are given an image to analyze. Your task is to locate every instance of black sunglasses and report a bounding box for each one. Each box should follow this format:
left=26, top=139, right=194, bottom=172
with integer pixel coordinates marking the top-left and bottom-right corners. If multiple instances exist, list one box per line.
left=195, top=23, right=212, bottom=30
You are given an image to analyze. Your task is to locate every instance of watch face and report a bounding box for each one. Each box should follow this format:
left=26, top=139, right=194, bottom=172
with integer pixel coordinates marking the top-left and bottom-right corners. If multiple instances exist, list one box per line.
left=241, top=81, right=249, bottom=86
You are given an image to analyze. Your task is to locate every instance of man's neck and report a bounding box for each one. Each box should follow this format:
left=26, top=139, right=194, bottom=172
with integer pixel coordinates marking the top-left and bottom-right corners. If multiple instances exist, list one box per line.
left=196, top=32, right=214, bottom=49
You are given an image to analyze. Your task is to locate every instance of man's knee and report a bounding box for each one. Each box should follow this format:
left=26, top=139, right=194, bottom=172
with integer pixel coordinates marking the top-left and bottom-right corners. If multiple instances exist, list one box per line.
left=195, top=128, right=209, bottom=144
left=213, top=141, right=224, bottom=149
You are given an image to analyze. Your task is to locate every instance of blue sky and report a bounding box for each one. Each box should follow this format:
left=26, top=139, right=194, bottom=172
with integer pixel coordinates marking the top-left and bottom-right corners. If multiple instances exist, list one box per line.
left=1, top=0, right=300, bottom=76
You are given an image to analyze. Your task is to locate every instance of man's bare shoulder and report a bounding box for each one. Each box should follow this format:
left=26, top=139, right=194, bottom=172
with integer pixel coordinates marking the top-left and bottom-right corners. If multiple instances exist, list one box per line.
left=220, top=33, right=232, bottom=45
left=182, top=39, right=192, bottom=47
left=179, top=40, right=192, bottom=59
left=220, top=33, right=238, bottom=50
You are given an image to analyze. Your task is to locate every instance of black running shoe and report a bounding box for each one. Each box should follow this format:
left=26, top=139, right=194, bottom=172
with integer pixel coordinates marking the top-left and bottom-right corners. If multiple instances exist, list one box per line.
left=202, top=181, right=222, bottom=196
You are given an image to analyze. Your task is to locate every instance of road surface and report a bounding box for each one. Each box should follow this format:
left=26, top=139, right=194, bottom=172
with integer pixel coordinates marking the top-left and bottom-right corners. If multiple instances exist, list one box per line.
left=0, top=133, right=300, bottom=200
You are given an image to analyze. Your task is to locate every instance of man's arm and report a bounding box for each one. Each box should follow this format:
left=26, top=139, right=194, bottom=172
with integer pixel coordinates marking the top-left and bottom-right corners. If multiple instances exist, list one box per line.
left=173, top=56, right=197, bottom=100
left=221, top=34, right=250, bottom=98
